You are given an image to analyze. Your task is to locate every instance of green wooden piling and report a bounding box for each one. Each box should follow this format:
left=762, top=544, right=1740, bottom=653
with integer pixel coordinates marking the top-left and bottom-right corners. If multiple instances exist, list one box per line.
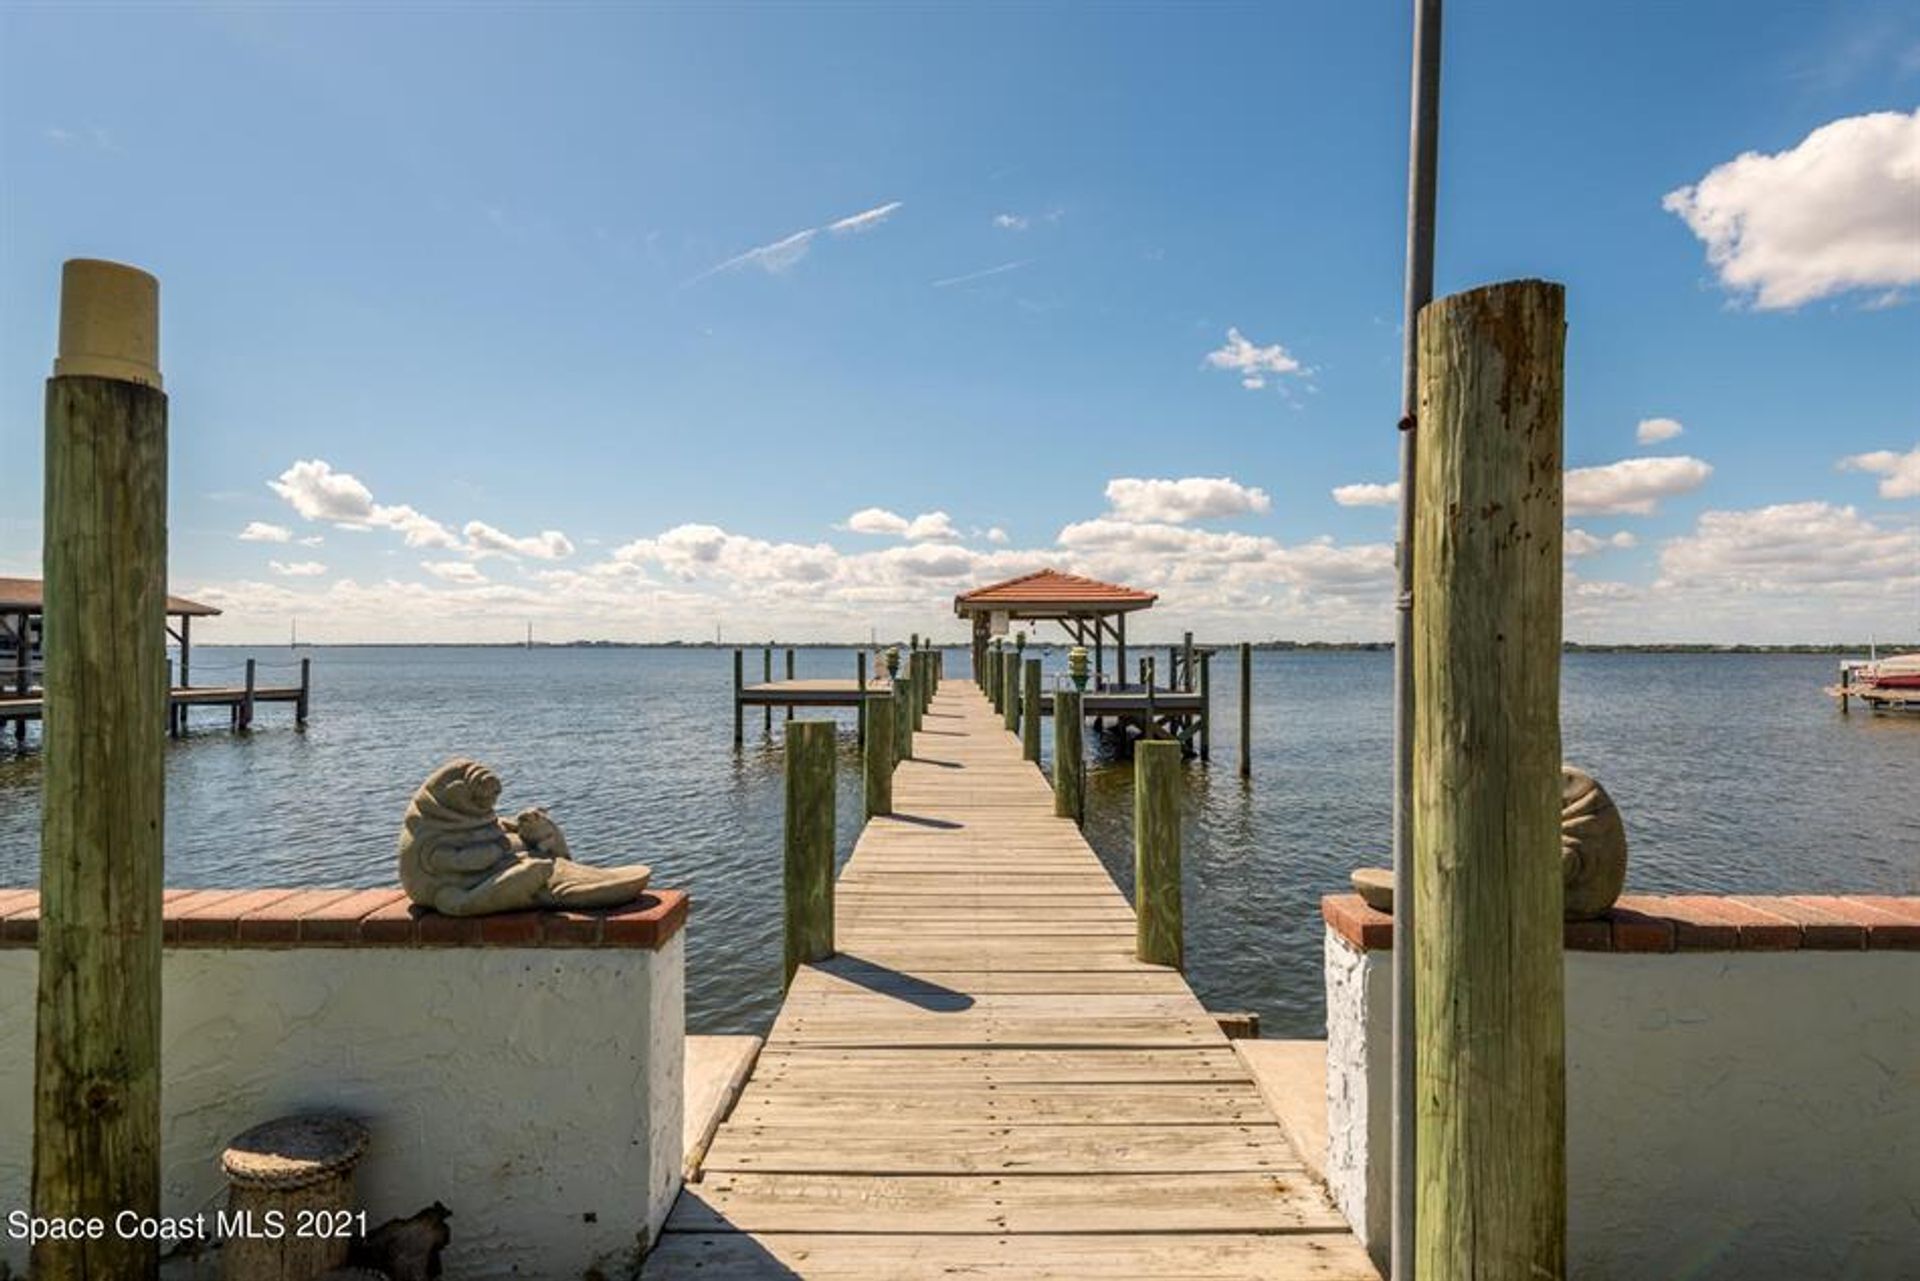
left=1054, top=688, right=1084, bottom=826
left=732, top=649, right=745, bottom=745
left=864, top=693, right=893, bottom=819
left=763, top=647, right=772, bottom=735
left=911, top=653, right=926, bottom=731
left=1413, top=278, right=1567, bottom=1281
left=856, top=650, right=867, bottom=747
left=1198, top=650, right=1211, bottom=761
left=241, top=656, right=256, bottom=730
left=1239, top=642, right=1252, bottom=781
left=35, top=259, right=167, bottom=1280
left=1002, top=656, right=1019, bottom=733
left=785, top=647, right=795, bottom=721
left=895, top=674, right=914, bottom=762
left=783, top=719, right=836, bottom=987
left=296, top=656, right=311, bottom=727
left=1133, top=740, right=1182, bottom=969
left=1022, top=658, right=1042, bottom=762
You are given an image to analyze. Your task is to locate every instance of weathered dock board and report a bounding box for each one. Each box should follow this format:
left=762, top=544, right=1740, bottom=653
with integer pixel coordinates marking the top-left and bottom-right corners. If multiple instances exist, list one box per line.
left=646, top=682, right=1376, bottom=1279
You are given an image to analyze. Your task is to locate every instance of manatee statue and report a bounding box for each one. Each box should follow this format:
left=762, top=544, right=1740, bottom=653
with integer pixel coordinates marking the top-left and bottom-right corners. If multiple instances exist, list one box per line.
left=1349, top=764, right=1629, bottom=921
left=397, top=759, right=651, bottom=917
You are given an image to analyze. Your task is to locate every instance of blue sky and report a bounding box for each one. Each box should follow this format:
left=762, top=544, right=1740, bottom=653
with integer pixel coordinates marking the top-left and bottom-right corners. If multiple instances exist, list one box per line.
left=3, top=1, right=1915, bottom=643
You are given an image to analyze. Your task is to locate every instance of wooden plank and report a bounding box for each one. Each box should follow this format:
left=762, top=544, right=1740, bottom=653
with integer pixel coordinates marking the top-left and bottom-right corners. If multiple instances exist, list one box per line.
left=701, top=1121, right=1303, bottom=1176
left=668, top=1172, right=1345, bottom=1234
left=728, top=1084, right=1271, bottom=1126
left=645, top=1232, right=1378, bottom=1280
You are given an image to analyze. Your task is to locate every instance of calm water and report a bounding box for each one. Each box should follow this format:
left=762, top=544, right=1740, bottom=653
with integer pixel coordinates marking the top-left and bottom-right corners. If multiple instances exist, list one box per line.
left=2, top=647, right=1914, bottom=1037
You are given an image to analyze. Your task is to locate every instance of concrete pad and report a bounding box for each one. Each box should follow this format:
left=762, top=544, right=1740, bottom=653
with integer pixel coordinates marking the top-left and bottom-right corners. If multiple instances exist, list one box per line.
left=1235, top=1039, right=1328, bottom=1183
left=684, top=1034, right=762, bottom=1179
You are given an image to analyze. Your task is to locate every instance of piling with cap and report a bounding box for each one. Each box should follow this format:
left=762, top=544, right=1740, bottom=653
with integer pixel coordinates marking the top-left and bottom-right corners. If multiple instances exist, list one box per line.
left=34, top=258, right=168, bottom=1278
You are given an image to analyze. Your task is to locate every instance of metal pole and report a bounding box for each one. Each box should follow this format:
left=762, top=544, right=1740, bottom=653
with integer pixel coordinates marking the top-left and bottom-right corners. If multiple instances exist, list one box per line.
left=1393, top=3, right=1443, bottom=1278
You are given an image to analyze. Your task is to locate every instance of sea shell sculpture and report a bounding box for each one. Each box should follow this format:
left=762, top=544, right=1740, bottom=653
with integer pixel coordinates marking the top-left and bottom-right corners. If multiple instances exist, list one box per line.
left=1349, top=764, right=1629, bottom=920
left=396, top=758, right=651, bottom=917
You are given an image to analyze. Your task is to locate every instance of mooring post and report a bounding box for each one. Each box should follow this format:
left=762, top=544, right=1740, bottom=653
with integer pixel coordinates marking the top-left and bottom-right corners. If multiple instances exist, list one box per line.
left=1021, top=658, right=1042, bottom=762
left=864, top=693, right=893, bottom=820
left=763, top=647, right=772, bottom=736
left=35, top=257, right=166, bottom=1278
left=989, top=645, right=1003, bottom=712
left=856, top=650, right=867, bottom=747
left=1002, top=656, right=1019, bottom=733
left=783, top=719, right=836, bottom=987
left=242, top=657, right=257, bottom=730
left=1198, top=650, right=1211, bottom=761
left=167, top=657, right=180, bottom=738
left=911, top=653, right=927, bottom=731
left=785, top=647, right=795, bottom=721
left=1238, top=642, right=1252, bottom=781
left=1054, top=688, right=1084, bottom=825
left=1413, top=278, right=1567, bottom=1280
left=1838, top=664, right=1851, bottom=714
left=896, top=673, right=914, bottom=761
left=297, top=656, right=311, bottom=727
left=1183, top=632, right=1194, bottom=691
left=1134, top=739, right=1183, bottom=969
left=732, top=649, right=744, bottom=746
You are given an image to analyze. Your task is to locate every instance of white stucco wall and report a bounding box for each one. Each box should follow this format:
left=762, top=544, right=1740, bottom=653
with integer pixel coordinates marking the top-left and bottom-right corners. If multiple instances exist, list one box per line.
left=1, top=937, right=684, bottom=1279
left=1324, top=927, right=1920, bottom=1279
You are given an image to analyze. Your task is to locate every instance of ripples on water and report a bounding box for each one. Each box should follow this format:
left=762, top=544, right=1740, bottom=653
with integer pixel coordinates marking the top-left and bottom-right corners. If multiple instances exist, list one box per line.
left=1, top=647, right=1913, bottom=1037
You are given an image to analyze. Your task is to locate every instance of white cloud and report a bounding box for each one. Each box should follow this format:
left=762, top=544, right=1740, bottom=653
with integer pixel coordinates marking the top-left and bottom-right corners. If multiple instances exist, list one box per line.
left=1564, top=528, right=1639, bottom=557
left=841, top=508, right=961, bottom=542
left=1663, top=109, right=1920, bottom=309
left=1566, top=456, right=1713, bottom=515
left=1332, top=481, right=1401, bottom=508
left=239, top=521, right=291, bottom=543
left=423, top=561, right=488, bottom=584
left=689, top=200, right=902, bottom=284
left=828, top=201, right=902, bottom=234
left=843, top=508, right=910, bottom=536
left=986, top=527, right=1010, bottom=544
left=463, top=520, right=575, bottom=560
left=905, top=511, right=960, bottom=542
left=1636, top=417, right=1685, bottom=444
left=1204, top=328, right=1305, bottom=389
left=1104, top=476, right=1272, bottom=524
left=268, top=560, right=327, bottom=577
left=1839, top=445, right=1920, bottom=498
left=1657, top=501, right=1918, bottom=593
left=993, top=213, right=1029, bottom=230
left=268, top=459, right=459, bottom=548
left=299, top=535, right=325, bottom=547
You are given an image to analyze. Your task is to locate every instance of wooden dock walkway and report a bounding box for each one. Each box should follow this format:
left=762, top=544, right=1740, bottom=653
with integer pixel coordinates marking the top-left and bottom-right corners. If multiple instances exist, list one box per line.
left=647, top=681, right=1376, bottom=1278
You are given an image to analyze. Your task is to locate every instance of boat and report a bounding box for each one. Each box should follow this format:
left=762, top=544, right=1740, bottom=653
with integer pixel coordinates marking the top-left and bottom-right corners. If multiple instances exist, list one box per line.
left=1833, top=652, right=1920, bottom=712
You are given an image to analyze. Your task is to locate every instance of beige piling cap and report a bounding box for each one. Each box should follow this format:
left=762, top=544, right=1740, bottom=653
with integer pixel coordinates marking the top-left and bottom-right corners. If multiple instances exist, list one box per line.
left=54, top=258, right=161, bottom=390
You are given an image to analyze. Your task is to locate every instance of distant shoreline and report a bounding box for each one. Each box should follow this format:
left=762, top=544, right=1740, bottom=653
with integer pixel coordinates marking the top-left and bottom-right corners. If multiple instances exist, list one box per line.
left=189, top=640, right=1917, bottom=655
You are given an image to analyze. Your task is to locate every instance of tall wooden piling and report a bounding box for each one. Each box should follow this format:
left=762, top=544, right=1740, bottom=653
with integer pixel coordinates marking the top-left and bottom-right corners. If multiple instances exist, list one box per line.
left=1002, top=657, right=1020, bottom=733
left=1133, top=740, right=1182, bottom=969
left=1054, top=688, right=1084, bottom=825
left=783, top=719, right=836, bottom=987
left=989, top=646, right=1003, bottom=712
left=911, top=653, right=926, bottom=731
left=35, top=258, right=167, bottom=1280
left=1198, top=651, right=1211, bottom=761
left=296, top=656, right=311, bottom=727
left=856, top=651, right=867, bottom=746
left=895, top=676, right=914, bottom=762
left=732, top=649, right=744, bottom=745
left=1182, top=631, right=1194, bottom=692
left=785, top=647, right=795, bottom=721
left=763, top=648, right=772, bottom=735
left=864, top=693, right=893, bottom=819
left=241, top=656, right=257, bottom=730
left=1412, top=278, right=1567, bottom=1280
left=1021, top=658, right=1042, bottom=762
left=1238, top=642, right=1252, bottom=781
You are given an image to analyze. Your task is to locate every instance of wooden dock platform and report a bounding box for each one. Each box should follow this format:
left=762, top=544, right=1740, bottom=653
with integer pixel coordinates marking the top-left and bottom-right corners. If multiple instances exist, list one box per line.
left=1, top=675, right=308, bottom=743
left=647, top=681, right=1376, bottom=1278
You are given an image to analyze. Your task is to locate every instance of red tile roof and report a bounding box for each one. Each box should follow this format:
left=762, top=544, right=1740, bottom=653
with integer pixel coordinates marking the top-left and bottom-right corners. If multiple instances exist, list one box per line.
left=0, top=576, right=220, bottom=617
left=954, top=569, right=1157, bottom=614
